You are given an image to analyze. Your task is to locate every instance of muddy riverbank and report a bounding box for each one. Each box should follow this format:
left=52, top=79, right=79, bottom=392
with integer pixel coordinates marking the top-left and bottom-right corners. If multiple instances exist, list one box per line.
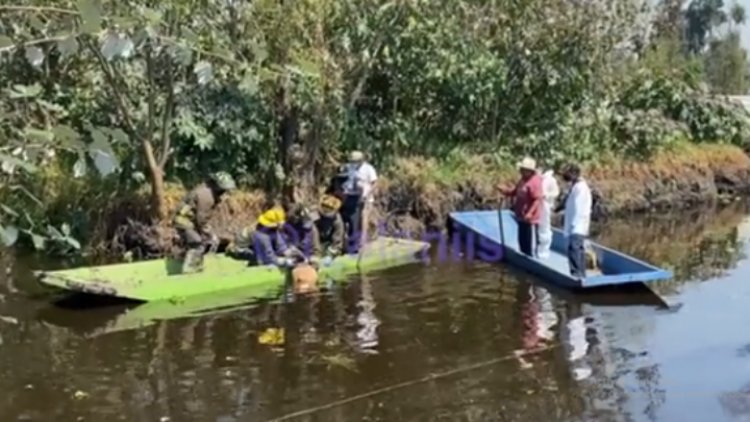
left=105, top=144, right=750, bottom=258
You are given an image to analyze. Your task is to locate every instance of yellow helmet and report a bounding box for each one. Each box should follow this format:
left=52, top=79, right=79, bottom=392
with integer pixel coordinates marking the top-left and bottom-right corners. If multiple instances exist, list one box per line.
left=320, top=194, right=342, bottom=212
left=257, top=207, right=286, bottom=228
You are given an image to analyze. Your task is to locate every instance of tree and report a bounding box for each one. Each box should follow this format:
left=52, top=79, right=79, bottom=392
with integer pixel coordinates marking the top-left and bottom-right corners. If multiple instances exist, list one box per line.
left=704, top=31, right=748, bottom=94
left=0, top=1, right=249, bottom=220
left=684, top=0, right=727, bottom=54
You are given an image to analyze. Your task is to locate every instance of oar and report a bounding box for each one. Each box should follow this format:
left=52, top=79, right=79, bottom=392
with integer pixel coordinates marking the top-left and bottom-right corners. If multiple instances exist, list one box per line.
left=497, top=195, right=508, bottom=260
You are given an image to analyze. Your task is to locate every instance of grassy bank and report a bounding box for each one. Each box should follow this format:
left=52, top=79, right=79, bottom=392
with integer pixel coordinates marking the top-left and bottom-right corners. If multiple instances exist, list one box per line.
left=76, top=143, right=750, bottom=259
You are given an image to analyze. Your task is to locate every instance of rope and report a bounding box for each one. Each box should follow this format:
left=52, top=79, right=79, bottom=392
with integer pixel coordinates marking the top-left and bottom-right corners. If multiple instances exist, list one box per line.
left=265, top=344, right=557, bottom=421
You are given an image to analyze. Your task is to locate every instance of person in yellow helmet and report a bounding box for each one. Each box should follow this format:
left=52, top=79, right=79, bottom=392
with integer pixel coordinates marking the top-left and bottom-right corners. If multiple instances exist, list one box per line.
left=315, top=194, right=345, bottom=267
left=226, top=197, right=291, bottom=266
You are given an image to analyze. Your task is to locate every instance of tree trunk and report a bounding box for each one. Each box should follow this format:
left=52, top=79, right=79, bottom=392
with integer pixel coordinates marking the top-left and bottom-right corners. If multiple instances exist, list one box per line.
left=143, top=138, right=168, bottom=220
left=276, top=83, right=299, bottom=203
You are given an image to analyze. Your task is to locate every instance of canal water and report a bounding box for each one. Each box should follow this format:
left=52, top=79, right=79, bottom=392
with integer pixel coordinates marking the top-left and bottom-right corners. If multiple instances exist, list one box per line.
left=1, top=203, right=750, bottom=421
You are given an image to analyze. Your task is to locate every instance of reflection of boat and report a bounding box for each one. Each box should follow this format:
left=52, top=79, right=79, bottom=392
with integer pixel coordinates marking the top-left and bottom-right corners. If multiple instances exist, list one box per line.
left=38, top=282, right=277, bottom=337
left=34, top=238, right=428, bottom=336
left=449, top=210, right=673, bottom=289
left=35, top=237, right=429, bottom=301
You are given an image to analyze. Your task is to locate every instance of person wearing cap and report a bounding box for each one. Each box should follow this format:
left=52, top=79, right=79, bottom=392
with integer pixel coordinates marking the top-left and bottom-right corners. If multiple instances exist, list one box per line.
left=315, top=194, right=346, bottom=266
left=173, top=171, right=236, bottom=272
left=557, top=163, right=592, bottom=279
left=341, top=150, right=378, bottom=253
left=498, top=157, right=544, bottom=257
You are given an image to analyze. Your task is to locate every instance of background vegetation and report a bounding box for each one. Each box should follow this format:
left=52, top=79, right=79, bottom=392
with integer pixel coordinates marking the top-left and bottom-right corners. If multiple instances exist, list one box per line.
left=2, top=0, right=750, bottom=254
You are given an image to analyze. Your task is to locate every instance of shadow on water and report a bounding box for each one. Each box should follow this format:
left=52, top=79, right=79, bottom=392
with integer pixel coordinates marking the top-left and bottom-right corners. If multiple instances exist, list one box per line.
left=1, top=202, right=750, bottom=420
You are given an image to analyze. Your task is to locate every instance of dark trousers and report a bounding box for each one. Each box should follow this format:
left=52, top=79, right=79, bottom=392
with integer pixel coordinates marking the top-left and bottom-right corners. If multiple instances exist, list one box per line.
left=517, top=221, right=537, bottom=257
left=568, top=234, right=586, bottom=278
left=177, top=227, right=203, bottom=248
left=341, top=194, right=363, bottom=252
left=252, top=229, right=283, bottom=265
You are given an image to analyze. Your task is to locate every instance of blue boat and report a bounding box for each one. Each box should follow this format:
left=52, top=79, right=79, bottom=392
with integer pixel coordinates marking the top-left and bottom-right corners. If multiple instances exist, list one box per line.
left=448, top=210, right=673, bottom=289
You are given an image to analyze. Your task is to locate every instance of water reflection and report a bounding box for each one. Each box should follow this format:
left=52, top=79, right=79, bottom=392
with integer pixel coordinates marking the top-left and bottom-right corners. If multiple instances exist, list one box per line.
left=2, top=205, right=750, bottom=420
left=593, top=202, right=749, bottom=285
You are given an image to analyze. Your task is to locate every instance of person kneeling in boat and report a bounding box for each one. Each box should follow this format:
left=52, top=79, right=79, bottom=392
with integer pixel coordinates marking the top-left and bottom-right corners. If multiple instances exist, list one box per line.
left=315, top=194, right=346, bottom=267
left=227, top=198, right=292, bottom=267
left=283, top=204, right=322, bottom=265
left=173, top=172, right=237, bottom=273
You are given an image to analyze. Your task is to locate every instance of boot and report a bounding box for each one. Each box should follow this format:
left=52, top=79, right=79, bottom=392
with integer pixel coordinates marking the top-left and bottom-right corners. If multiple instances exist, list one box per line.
left=182, top=248, right=205, bottom=274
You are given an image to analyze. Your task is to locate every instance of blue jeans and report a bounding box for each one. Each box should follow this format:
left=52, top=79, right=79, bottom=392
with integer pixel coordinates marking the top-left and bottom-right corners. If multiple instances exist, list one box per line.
left=568, top=234, right=586, bottom=278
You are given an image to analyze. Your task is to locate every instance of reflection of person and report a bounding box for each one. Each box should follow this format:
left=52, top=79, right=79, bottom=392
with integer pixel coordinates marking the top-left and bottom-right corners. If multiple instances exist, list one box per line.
left=355, top=276, right=380, bottom=354
left=498, top=157, right=543, bottom=257
left=517, top=286, right=559, bottom=369
left=561, top=309, right=592, bottom=381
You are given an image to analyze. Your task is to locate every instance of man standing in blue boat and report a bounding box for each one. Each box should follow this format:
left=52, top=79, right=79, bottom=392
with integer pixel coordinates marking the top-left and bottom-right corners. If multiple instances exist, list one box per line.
left=560, top=163, right=592, bottom=279
left=538, top=162, right=560, bottom=259
left=498, top=157, right=543, bottom=257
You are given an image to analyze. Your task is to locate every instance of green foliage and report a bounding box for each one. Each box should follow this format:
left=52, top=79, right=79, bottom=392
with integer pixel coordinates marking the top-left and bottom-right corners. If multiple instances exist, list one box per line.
left=1, top=0, right=750, bottom=254
left=704, top=31, right=748, bottom=95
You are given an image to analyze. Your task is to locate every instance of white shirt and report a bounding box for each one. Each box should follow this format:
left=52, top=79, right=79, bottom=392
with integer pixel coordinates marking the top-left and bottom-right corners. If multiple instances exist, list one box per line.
left=563, top=178, right=592, bottom=236
left=343, top=162, right=378, bottom=203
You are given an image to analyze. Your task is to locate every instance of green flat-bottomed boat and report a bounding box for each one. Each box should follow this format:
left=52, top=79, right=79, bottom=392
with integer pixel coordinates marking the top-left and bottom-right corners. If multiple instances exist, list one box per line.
left=35, top=237, right=429, bottom=303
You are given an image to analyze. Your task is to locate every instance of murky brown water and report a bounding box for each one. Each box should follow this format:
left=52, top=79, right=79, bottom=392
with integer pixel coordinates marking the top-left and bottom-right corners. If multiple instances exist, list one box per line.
left=2, top=203, right=750, bottom=421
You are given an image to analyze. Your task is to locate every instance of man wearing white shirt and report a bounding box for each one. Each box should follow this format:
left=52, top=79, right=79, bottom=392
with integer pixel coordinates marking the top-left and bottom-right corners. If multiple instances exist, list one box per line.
left=341, top=151, right=378, bottom=252
left=560, top=164, right=592, bottom=279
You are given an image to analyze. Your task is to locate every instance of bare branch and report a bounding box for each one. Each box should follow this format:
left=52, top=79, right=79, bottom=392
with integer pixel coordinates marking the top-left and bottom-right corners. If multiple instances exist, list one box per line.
left=0, top=34, right=79, bottom=53
left=0, top=5, right=78, bottom=15
left=83, top=38, right=138, bottom=137
left=158, top=63, right=175, bottom=169
left=145, top=46, right=157, bottom=144
left=347, top=5, right=406, bottom=109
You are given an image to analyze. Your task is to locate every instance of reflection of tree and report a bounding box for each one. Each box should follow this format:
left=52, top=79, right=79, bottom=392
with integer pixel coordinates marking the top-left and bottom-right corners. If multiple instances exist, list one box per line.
left=719, top=381, right=750, bottom=418
left=12, top=202, right=750, bottom=419
left=633, top=363, right=665, bottom=422
left=563, top=301, right=672, bottom=422
left=592, top=203, right=749, bottom=285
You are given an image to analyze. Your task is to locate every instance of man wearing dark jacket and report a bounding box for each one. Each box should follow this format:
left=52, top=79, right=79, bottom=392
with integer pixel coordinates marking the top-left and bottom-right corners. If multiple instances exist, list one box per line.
left=173, top=172, right=236, bottom=272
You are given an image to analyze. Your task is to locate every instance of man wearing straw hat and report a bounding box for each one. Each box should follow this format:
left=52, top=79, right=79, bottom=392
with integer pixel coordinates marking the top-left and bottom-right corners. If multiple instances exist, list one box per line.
left=498, top=156, right=544, bottom=257
left=341, top=150, right=378, bottom=253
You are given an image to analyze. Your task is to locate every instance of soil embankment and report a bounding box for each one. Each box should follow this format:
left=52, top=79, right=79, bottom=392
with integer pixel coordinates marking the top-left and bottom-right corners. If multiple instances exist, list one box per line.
left=106, top=144, right=750, bottom=258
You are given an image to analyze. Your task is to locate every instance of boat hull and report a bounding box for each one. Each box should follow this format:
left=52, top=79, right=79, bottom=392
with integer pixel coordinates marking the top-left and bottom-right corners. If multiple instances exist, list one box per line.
left=449, top=210, right=672, bottom=289
left=36, top=237, right=429, bottom=302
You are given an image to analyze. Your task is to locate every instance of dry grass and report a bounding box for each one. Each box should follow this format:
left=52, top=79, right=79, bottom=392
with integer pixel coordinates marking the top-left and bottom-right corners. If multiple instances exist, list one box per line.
left=588, top=143, right=750, bottom=211
left=86, top=143, right=750, bottom=254
left=374, top=143, right=750, bottom=231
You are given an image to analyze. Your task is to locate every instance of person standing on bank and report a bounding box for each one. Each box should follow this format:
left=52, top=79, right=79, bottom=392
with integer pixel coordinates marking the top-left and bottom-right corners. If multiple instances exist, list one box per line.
left=559, top=163, right=592, bottom=279
left=498, top=157, right=543, bottom=257
left=341, top=150, right=378, bottom=253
